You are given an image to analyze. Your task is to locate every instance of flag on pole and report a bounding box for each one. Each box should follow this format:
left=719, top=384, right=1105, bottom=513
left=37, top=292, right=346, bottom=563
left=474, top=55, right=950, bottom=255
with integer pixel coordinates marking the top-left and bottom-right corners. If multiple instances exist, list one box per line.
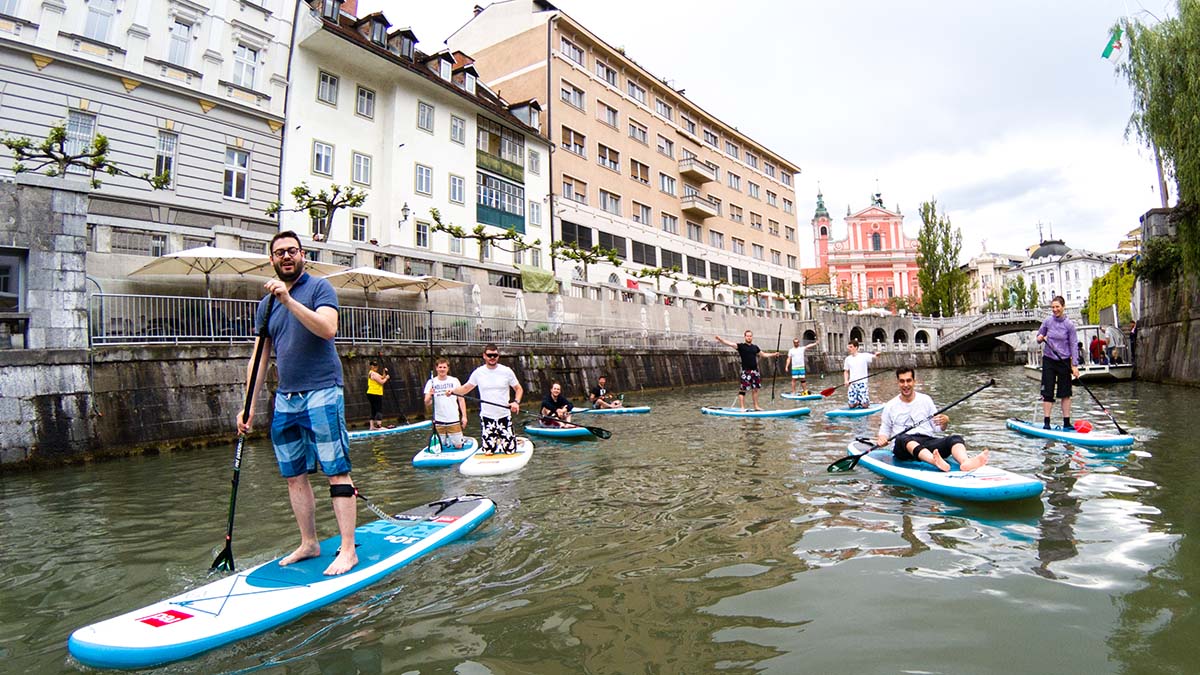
left=1101, top=27, right=1124, bottom=62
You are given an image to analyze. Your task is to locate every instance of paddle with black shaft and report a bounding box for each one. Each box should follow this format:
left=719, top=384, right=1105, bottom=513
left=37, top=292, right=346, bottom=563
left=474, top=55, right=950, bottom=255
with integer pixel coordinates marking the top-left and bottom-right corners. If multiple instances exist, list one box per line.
left=770, top=324, right=783, bottom=400
left=453, top=392, right=612, bottom=439
left=1044, top=342, right=1128, bottom=434
left=211, top=297, right=274, bottom=572
left=819, top=369, right=888, bottom=397
left=827, top=378, right=996, bottom=473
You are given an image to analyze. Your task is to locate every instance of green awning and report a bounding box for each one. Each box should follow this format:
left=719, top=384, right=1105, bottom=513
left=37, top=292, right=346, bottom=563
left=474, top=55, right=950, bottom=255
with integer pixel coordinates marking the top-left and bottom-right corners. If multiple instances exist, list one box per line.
left=516, top=264, right=558, bottom=293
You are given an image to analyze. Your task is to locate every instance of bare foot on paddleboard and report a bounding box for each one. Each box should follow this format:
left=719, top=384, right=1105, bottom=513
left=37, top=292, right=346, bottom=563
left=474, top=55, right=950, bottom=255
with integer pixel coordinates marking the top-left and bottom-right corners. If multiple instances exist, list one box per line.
left=927, top=452, right=951, bottom=472
left=279, top=543, right=321, bottom=566
left=324, top=549, right=358, bottom=576
left=959, top=449, right=990, bottom=472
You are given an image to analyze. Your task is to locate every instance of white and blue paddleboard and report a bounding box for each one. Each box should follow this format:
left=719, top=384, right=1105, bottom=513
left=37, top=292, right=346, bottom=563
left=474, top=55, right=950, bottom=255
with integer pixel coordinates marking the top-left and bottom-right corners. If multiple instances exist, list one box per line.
left=348, top=419, right=432, bottom=440
left=846, top=440, right=1043, bottom=502
left=574, top=405, right=652, bottom=415
left=701, top=406, right=811, bottom=418
left=825, top=404, right=885, bottom=418
left=1006, top=417, right=1135, bottom=448
left=459, top=437, right=535, bottom=477
left=68, top=495, right=495, bottom=670
left=524, top=423, right=593, bottom=438
left=412, top=437, right=479, bottom=468
left=781, top=393, right=824, bottom=401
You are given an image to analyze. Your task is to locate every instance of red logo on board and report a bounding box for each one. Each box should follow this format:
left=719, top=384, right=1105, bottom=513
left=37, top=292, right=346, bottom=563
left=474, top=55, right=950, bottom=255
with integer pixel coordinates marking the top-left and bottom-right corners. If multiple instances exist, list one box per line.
left=433, top=516, right=460, bottom=523
left=137, top=609, right=193, bottom=627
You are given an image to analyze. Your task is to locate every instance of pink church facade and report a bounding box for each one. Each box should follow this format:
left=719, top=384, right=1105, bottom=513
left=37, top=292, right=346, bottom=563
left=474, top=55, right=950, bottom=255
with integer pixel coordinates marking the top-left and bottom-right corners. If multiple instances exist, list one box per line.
left=812, top=192, right=921, bottom=308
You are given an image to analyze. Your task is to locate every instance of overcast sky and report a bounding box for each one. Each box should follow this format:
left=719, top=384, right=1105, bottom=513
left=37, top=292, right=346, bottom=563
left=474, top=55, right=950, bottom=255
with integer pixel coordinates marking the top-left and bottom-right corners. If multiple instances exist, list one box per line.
left=356, top=0, right=1163, bottom=266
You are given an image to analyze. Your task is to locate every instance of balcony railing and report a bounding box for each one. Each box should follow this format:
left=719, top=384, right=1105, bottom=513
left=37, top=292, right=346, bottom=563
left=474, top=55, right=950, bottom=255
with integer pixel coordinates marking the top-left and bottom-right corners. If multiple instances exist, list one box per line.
left=681, top=194, right=719, bottom=219
left=678, top=157, right=717, bottom=183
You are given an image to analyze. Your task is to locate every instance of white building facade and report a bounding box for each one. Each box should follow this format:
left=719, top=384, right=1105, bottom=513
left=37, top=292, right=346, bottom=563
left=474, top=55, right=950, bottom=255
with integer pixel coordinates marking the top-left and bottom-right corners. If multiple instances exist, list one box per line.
left=963, top=248, right=1027, bottom=313
left=1005, top=239, right=1123, bottom=311
left=0, top=0, right=291, bottom=288
left=283, top=1, right=551, bottom=285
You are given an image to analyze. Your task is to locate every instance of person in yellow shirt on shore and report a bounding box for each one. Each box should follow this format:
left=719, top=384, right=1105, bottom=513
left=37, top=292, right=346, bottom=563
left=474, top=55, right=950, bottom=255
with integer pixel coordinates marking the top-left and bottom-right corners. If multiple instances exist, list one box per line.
left=366, top=361, right=390, bottom=430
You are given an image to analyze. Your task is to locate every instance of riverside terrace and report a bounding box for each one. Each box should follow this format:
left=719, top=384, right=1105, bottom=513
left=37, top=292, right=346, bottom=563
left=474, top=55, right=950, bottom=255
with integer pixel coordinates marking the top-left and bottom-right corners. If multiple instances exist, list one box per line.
left=80, top=292, right=946, bottom=354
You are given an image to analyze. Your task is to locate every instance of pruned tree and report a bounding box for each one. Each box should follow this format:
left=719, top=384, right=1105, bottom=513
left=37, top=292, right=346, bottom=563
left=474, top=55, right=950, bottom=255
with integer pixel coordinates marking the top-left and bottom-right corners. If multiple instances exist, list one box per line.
left=633, top=265, right=681, bottom=291
left=549, top=240, right=621, bottom=283
left=266, top=182, right=368, bottom=242
left=429, top=207, right=538, bottom=264
left=2, top=120, right=170, bottom=190
left=692, top=276, right=725, bottom=300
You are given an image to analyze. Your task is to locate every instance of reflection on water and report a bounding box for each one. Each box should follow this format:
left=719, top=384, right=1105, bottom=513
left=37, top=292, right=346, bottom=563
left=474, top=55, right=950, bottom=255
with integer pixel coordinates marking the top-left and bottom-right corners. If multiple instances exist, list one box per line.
left=0, top=367, right=1195, bottom=674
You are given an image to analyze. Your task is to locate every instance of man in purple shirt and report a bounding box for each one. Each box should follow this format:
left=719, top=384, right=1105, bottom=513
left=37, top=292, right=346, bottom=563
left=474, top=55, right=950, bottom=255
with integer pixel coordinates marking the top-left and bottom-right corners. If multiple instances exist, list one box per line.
left=1035, top=295, right=1080, bottom=430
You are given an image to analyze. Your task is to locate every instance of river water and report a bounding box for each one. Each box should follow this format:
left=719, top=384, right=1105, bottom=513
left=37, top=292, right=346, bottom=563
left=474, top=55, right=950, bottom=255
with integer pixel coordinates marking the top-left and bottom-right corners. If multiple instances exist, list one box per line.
left=1, top=366, right=1196, bottom=674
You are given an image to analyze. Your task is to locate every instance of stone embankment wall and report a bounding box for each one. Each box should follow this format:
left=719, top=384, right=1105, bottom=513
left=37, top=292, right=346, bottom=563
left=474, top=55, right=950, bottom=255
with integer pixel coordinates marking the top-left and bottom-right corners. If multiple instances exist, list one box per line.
left=75, top=344, right=751, bottom=465
left=1135, top=276, right=1200, bottom=385
left=1135, top=209, right=1200, bottom=387
left=6, top=337, right=981, bottom=467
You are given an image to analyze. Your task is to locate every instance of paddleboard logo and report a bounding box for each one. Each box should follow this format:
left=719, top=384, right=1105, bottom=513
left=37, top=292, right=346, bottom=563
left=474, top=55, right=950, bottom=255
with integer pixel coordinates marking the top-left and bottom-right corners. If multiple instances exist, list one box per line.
left=433, top=516, right=460, bottom=523
left=137, top=609, right=193, bottom=627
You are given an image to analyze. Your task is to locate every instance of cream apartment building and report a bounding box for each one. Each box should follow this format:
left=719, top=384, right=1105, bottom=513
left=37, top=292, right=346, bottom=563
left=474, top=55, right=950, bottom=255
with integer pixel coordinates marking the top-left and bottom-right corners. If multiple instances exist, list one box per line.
left=284, top=0, right=550, bottom=285
left=448, top=0, right=803, bottom=307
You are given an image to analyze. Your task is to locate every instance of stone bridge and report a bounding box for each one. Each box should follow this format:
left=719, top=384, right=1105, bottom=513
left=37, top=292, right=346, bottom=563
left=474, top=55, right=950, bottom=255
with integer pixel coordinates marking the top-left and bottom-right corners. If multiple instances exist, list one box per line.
left=937, top=309, right=1042, bottom=356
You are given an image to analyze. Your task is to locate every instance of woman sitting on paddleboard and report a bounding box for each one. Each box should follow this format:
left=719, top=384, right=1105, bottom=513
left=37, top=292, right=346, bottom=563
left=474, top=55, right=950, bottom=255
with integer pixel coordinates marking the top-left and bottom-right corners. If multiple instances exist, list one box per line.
left=541, top=381, right=574, bottom=426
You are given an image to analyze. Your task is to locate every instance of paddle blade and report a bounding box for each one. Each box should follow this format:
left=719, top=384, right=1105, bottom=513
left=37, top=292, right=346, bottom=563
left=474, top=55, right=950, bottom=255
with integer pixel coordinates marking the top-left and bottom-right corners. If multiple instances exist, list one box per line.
left=819, top=386, right=836, bottom=397
left=586, top=425, right=612, bottom=439
left=210, top=539, right=234, bottom=572
left=826, top=454, right=863, bottom=473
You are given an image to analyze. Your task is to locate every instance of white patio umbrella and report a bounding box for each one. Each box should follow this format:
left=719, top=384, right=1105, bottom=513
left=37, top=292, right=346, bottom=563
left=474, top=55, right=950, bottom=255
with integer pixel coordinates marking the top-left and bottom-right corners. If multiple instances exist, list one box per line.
left=551, top=293, right=564, bottom=333
left=471, top=284, right=483, bottom=330
left=129, top=245, right=270, bottom=298
left=514, top=290, right=529, bottom=329
left=129, top=245, right=278, bottom=338
left=321, top=266, right=418, bottom=307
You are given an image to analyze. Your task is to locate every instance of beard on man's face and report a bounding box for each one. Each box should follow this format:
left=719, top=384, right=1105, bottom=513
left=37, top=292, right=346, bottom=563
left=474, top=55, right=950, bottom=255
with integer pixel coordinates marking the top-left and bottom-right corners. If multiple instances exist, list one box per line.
left=273, top=255, right=304, bottom=282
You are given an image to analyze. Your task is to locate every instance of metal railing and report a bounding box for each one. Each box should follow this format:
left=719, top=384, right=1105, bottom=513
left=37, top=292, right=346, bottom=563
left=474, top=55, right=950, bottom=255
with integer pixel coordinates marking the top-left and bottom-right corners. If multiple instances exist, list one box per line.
left=86, top=293, right=732, bottom=351
left=87, top=293, right=964, bottom=354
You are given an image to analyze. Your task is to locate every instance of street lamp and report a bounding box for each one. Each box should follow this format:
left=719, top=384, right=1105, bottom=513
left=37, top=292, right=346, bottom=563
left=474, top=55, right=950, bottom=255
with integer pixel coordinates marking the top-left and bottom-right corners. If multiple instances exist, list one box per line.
left=398, top=202, right=410, bottom=226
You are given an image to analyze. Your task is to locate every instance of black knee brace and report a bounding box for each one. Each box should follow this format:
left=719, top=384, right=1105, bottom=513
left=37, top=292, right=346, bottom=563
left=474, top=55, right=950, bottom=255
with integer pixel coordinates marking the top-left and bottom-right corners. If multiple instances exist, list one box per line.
left=330, top=484, right=356, bottom=499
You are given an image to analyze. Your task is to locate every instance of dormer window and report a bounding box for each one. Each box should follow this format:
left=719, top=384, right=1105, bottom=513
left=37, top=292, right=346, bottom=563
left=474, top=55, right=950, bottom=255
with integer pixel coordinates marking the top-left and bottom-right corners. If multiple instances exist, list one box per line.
left=321, top=0, right=341, bottom=21
left=529, top=108, right=540, bottom=129
left=400, top=36, right=415, bottom=59
left=439, top=59, right=451, bottom=81
left=370, top=20, right=387, bottom=45
left=466, top=73, right=477, bottom=94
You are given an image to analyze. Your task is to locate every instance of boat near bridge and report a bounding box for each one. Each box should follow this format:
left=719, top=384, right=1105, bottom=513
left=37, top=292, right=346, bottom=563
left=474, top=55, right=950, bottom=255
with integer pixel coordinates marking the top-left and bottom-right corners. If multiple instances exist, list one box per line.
left=1024, top=324, right=1133, bottom=382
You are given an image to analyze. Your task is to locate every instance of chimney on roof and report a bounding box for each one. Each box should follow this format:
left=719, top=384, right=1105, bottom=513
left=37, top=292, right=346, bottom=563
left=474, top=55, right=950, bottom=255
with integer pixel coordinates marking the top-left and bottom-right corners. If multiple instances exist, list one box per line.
left=474, top=5, right=484, bottom=15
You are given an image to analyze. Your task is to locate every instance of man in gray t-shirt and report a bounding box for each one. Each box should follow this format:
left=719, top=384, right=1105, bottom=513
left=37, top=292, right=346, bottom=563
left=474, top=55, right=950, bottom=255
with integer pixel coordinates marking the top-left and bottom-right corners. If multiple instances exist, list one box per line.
left=237, top=231, right=357, bottom=576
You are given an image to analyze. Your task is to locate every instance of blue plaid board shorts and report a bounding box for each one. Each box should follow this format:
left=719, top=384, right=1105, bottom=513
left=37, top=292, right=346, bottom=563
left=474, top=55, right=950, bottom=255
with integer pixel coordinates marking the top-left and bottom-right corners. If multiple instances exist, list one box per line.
left=847, top=381, right=870, bottom=408
left=270, top=386, right=352, bottom=478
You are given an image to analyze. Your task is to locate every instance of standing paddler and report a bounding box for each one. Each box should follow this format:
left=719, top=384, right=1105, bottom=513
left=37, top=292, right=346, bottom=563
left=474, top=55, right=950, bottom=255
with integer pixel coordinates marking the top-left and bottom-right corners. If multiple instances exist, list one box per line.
left=236, top=231, right=358, bottom=576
